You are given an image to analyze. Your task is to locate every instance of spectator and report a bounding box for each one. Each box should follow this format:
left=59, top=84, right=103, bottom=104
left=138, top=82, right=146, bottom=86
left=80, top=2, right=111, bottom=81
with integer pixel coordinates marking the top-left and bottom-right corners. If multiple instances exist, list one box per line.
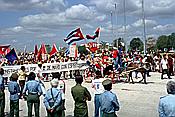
left=158, top=81, right=175, bottom=117
left=99, top=79, right=120, bottom=117
left=23, top=72, right=43, bottom=117
left=8, top=73, right=20, bottom=117
left=44, top=79, right=62, bottom=117
left=71, top=75, right=91, bottom=117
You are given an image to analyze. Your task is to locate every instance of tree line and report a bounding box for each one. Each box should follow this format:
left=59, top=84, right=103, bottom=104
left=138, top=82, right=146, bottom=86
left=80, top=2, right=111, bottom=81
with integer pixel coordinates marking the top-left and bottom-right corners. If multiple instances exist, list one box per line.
left=113, top=33, right=175, bottom=51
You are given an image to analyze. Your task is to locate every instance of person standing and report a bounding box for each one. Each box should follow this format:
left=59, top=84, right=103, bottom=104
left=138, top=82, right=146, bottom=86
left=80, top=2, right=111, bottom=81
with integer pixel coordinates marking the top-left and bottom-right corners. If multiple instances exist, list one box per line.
left=161, top=54, right=171, bottom=79
left=71, top=75, right=91, bottom=117
left=167, top=54, right=174, bottom=76
left=8, top=73, right=20, bottom=117
left=92, top=71, right=104, bottom=117
left=36, top=62, right=46, bottom=96
left=44, top=79, right=62, bottom=117
left=52, top=72, right=66, bottom=117
left=99, top=79, right=120, bottom=117
left=23, top=72, right=43, bottom=117
left=18, top=66, right=27, bottom=98
left=158, top=81, right=175, bottom=117
left=0, top=68, right=5, bottom=117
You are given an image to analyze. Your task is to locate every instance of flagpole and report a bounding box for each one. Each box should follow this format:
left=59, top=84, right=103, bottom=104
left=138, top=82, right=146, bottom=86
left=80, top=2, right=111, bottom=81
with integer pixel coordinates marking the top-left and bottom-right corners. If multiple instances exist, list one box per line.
left=123, top=0, right=127, bottom=52
left=142, top=0, right=147, bottom=54
left=111, top=11, right=114, bottom=39
left=114, top=3, right=118, bottom=48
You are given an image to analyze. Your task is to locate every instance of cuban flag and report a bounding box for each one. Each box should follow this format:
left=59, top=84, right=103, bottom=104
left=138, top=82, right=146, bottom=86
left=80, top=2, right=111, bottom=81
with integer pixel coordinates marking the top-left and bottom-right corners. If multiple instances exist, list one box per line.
left=86, top=27, right=100, bottom=40
left=64, top=28, right=85, bottom=45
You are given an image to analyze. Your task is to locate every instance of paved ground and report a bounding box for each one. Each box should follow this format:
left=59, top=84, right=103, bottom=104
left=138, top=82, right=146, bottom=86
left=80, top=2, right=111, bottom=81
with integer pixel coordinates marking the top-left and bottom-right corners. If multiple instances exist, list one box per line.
left=4, top=72, right=175, bottom=117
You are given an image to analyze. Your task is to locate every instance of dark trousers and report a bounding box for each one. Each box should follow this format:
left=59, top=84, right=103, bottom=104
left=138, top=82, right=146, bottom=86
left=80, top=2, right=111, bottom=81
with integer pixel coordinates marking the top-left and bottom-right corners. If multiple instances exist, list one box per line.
left=27, top=94, right=40, bottom=117
left=0, top=91, right=5, bottom=117
left=94, top=94, right=102, bottom=117
left=10, top=100, right=19, bottom=117
left=161, top=69, right=170, bottom=79
left=47, top=110, right=64, bottom=117
left=19, top=80, right=25, bottom=97
left=102, top=112, right=117, bottom=117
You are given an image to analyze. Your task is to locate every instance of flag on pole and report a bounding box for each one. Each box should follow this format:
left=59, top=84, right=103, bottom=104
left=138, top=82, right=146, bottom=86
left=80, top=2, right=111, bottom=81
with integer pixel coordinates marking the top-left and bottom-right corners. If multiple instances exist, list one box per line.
left=5, top=48, right=18, bottom=63
left=34, top=45, right=38, bottom=55
left=50, top=44, right=58, bottom=56
left=86, top=27, right=100, bottom=40
left=64, top=28, right=85, bottom=45
left=37, top=44, right=47, bottom=61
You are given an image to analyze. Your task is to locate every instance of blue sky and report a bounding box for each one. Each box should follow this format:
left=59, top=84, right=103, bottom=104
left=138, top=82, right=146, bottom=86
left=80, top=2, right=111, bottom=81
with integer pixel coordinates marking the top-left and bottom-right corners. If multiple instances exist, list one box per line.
left=0, top=0, right=175, bottom=51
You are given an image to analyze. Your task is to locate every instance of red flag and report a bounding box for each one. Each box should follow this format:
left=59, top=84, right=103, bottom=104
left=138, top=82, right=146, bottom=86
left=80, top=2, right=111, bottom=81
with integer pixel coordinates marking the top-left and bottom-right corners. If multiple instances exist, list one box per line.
left=34, top=45, right=38, bottom=55
left=0, top=45, right=10, bottom=55
left=86, top=27, right=100, bottom=40
left=50, top=44, right=58, bottom=56
left=0, top=50, right=4, bottom=55
left=37, top=44, right=47, bottom=61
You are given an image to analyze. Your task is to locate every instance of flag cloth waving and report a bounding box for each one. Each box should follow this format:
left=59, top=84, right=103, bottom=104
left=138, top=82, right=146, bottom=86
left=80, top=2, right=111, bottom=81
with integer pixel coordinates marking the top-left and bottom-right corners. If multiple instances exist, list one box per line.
left=64, top=28, right=85, bottom=45
left=50, top=44, right=58, bottom=56
left=86, top=27, right=100, bottom=40
left=5, top=48, right=18, bottom=63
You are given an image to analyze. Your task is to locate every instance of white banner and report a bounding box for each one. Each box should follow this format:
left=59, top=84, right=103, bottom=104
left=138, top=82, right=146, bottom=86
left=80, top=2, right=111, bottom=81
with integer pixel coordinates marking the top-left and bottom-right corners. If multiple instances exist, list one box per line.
left=2, top=61, right=89, bottom=77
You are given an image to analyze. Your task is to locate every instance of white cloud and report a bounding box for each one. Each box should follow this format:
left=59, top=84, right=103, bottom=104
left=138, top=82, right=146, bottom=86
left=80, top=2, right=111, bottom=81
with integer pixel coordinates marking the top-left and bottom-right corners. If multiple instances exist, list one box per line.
left=153, top=24, right=175, bottom=32
left=132, top=19, right=157, bottom=28
left=0, top=0, right=66, bottom=12
left=90, top=0, right=139, bottom=14
left=65, top=4, right=94, bottom=20
left=95, top=15, right=106, bottom=22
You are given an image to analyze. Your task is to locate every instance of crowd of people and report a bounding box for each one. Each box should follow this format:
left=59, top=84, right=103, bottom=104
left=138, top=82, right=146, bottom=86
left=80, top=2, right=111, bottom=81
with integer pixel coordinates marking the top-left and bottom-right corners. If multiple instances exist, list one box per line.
left=0, top=65, right=120, bottom=117
left=0, top=47, right=175, bottom=117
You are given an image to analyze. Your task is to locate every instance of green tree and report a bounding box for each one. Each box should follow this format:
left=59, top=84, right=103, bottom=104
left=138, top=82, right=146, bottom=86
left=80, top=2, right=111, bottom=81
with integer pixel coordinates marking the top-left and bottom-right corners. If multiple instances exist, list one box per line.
left=130, top=38, right=144, bottom=51
left=156, top=33, right=175, bottom=50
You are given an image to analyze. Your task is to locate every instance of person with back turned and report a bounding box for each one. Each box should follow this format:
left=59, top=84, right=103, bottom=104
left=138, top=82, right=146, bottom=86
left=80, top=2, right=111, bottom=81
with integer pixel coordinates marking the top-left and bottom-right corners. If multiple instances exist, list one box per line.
left=71, top=75, right=91, bottom=117
left=158, top=81, right=175, bottom=117
left=8, top=73, right=20, bottom=117
left=44, top=78, right=62, bottom=117
left=99, top=79, right=120, bottom=117
left=23, top=72, right=43, bottom=117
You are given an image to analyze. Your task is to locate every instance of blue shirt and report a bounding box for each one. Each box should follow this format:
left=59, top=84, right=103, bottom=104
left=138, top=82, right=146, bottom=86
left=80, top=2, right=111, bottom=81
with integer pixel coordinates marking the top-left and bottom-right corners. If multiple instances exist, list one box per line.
left=99, top=91, right=120, bottom=113
left=0, top=75, right=4, bottom=90
left=23, top=80, right=42, bottom=95
left=8, top=81, right=20, bottom=101
left=159, top=94, right=175, bottom=117
left=44, top=88, right=62, bottom=110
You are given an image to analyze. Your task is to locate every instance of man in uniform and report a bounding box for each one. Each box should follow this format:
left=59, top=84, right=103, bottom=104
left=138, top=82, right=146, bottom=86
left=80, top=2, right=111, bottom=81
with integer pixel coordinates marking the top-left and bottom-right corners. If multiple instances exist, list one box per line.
left=158, top=81, right=175, bottom=117
left=71, top=75, right=91, bottom=117
left=8, top=73, right=20, bottom=117
left=99, top=79, right=120, bottom=117
left=0, top=68, right=5, bottom=117
left=23, top=72, right=43, bottom=117
left=44, top=79, right=62, bottom=117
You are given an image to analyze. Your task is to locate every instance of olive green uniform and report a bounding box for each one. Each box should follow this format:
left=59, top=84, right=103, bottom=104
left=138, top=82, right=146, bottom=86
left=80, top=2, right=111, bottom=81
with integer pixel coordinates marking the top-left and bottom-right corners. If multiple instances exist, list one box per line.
left=71, top=84, right=91, bottom=117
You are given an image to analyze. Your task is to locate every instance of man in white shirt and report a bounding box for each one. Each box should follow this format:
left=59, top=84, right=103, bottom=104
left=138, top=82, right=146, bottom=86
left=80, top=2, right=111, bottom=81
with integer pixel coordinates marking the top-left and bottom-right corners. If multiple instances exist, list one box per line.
left=161, top=54, right=171, bottom=79
left=92, top=71, right=104, bottom=117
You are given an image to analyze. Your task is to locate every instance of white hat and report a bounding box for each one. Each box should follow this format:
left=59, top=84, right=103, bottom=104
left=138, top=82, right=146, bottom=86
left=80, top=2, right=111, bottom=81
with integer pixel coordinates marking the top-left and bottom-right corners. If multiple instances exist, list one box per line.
left=50, top=78, right=58, bottom=86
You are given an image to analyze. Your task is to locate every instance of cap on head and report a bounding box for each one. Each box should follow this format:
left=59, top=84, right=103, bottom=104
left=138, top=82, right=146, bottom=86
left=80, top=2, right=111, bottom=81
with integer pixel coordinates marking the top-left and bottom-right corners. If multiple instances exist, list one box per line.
left=102, top=79, right=112, bottom=86
left=51, top=78, right=58, bottom=87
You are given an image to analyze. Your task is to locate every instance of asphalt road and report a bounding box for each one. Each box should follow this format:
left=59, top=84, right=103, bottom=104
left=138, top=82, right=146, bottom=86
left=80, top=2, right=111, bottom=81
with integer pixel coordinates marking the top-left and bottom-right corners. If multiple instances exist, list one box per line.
left=4, top=72, right=175, bottom=117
